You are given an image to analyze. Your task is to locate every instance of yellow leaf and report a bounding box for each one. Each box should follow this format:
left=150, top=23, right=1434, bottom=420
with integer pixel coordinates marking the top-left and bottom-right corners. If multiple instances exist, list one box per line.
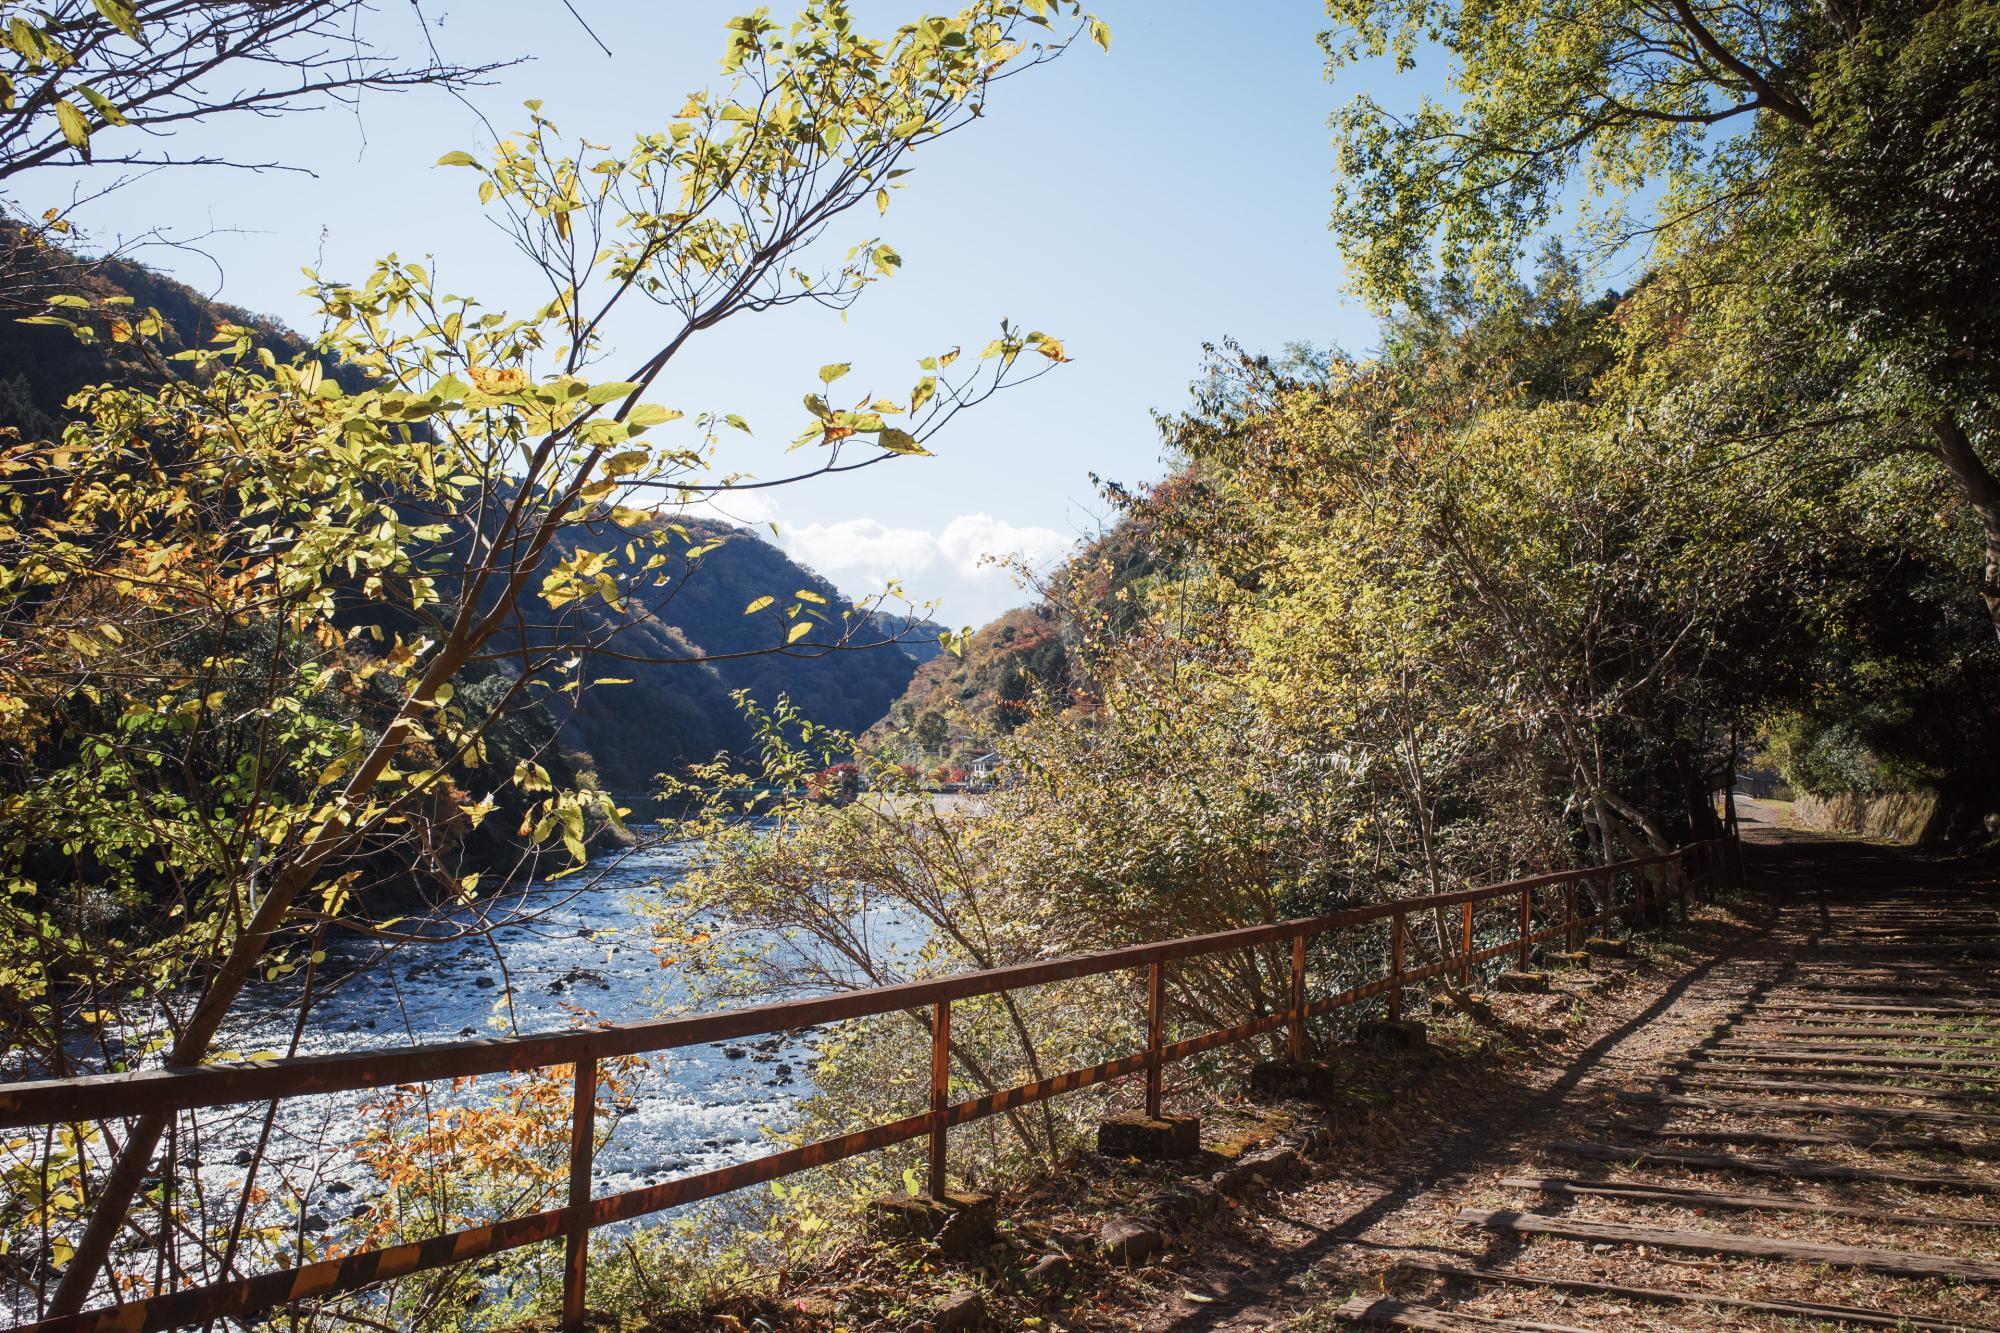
left=54, top=100, right=90, bottom=154
left=469, top=366, right=530, bottom=394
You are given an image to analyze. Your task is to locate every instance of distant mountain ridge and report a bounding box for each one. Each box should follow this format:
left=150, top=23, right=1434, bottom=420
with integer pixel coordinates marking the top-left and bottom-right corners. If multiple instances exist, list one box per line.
left=0, top=237, right=937, bottom=793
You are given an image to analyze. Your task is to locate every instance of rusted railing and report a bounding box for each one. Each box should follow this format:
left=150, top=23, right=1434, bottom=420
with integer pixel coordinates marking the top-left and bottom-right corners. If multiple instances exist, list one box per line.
left=0, top=837, right=1740, bottom=1333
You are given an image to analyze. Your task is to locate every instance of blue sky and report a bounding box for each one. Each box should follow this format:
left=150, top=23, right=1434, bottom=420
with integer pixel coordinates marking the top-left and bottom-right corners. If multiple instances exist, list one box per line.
left=14, top=2, right=1384, bottom=627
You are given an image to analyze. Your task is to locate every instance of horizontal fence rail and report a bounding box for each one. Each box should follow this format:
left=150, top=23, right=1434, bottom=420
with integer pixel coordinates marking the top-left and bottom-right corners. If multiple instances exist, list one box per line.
left=0, top=837, right=1740, bottom=1333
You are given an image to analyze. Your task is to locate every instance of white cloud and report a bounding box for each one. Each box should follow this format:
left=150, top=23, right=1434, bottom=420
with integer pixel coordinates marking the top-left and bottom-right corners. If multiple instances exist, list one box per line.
left=679, top=488, right=783, bottom=532
left=784, top=517, right=944, bottom=588
left=721, top=506, right=1073, bottom=627
left=937, top=513, right=1076, bottom=580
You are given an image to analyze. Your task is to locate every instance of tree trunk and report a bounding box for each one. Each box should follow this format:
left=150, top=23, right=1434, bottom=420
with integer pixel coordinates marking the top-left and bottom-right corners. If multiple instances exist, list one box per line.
left=1930, top=415, right=2000, bottom=641
left=47, top=638, right=479, bottom=1316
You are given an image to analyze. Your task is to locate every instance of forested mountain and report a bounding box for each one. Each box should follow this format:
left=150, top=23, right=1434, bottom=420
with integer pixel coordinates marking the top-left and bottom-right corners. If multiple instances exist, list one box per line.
left=516, top=514, right=937, bottom=794
left=0, top=235, right=937, bottom=797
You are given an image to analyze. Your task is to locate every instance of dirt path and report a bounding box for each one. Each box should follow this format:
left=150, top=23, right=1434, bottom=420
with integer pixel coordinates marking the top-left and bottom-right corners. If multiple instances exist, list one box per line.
left=1132, top=813, right=2000, bottom=1331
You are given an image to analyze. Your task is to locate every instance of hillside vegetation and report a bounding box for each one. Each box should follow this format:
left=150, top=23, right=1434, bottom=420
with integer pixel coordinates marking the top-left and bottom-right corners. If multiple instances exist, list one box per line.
left=0, top=241, right=936, bottom=801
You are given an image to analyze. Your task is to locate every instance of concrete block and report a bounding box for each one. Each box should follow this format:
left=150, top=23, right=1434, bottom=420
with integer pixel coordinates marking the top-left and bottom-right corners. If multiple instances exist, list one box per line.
left=1097, top=1114, right=1201, bottom=1159
left=866, top=1190, right=996, bottom=1253
left=1249, top=1060, right=1344, bottom=1098
left=1356, top=1018, right=1429, bottom=1050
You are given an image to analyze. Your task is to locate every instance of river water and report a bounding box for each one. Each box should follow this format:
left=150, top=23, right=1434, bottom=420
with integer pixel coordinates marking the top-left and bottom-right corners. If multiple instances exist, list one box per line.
left=210, top=832, right=813, bottom=1220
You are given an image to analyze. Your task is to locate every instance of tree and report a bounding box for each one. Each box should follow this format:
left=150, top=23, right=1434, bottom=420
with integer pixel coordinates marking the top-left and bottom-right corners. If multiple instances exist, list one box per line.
left=0, top=2, right=505, bottom=183
left=3, top=2, right=1104, bottom=1317
left=0, top=1, right=515, bottom=310
left=1321, top=0, right=2000, bottom=639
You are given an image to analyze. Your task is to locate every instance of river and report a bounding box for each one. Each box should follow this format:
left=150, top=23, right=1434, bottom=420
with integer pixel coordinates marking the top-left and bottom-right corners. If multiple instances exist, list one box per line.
left=209, top=831, right=814, bottom=1225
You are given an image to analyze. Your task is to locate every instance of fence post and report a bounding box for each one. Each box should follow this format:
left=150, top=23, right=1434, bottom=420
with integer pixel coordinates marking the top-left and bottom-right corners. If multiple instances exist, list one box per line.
left=1564, top=882, right=1579, bottom=952
left=1460, top=900, right=1474, bottom=986
left=1518, top=889, right=1531, bottom=969
left=1146, top=961, right=1166, bottom=1118
left=928, top=1000, right=951, bottom=1198
left=1287, top=936, right=1306, bottom=1063
left=562, top=1056, right=597, bottom=1333
left=1389, top=910, right=1405, bottom=1020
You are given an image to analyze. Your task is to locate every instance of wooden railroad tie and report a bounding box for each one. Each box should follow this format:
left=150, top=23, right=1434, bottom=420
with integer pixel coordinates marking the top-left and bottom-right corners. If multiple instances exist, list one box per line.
left=1457, top=1208, right=2000, bottom=1282
left=1500, top=1174, right=2000, bottom=1227
left=1549, top=1139, right=1999, bottom=1191
left=1709, top=1041, right=2000, bottom=1064
left=1732, top=1024, right=2000, bottom=1046
left=1389, top=1257, right=1999, bottom=1332
left=1334, top=1295, right=1590, bottom=1331
left=1617, top=1088, right=2000, bottom=1127
left=1665, top=1073, right=1999, bottom=1102
left=1583, top=1117, right=1983, bottom=1156
left=1756, top=999, right=2000, bottom=1017
left=1679, top=1053, right=2000, bottom=1079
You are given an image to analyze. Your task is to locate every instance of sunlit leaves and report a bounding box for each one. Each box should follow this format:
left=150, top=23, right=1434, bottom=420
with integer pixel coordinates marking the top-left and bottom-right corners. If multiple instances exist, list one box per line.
left=625, top=402, right=682, bottom=429
left=1322, top=0, right=1813, bottom=306
left=468, top=365, right=529, bottom=394
left=52, top=98, right=88, bottom=152
left=91, top=0, right=144, bottom=42
left=877, top=426, right=929, bottom=455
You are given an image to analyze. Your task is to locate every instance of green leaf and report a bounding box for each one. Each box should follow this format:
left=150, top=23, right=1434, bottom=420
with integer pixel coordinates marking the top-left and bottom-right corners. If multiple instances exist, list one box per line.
left=818, top=362, right=851, bottom=385
left=627, top=403, right=682, bottom=428
left=723, top=413, right=752, bottom=434
left=873, top=244, right=902, bottom=275
left=584, top=380, right=640, bottom=405
left=435, top=150, right=480, bottom=167
left=1090, top=19, right=1112, bottom=51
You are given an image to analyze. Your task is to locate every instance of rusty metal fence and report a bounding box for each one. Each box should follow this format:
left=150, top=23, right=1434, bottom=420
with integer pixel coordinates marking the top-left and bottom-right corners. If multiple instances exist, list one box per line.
left=0, top=837, right=1739, bottom=1332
